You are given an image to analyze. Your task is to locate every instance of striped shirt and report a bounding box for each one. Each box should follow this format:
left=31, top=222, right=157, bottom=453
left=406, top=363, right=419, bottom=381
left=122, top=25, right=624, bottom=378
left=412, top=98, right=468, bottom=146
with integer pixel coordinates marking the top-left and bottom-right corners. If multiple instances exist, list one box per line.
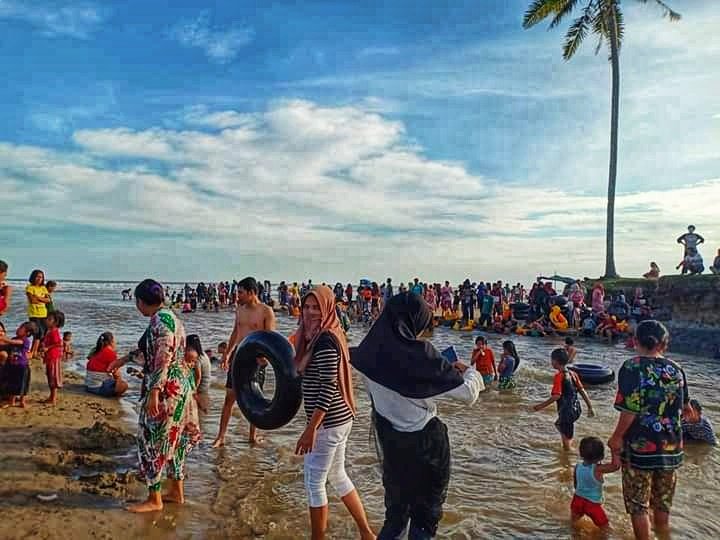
left=682, top=417, right=717, bottom=446
left=302, top=333, right=354, bottom=429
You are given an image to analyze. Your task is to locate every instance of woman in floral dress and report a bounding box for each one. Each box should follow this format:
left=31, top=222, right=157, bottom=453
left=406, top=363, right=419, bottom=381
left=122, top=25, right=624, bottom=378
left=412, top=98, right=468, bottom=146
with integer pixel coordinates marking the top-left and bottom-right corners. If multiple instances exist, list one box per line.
left=127, top=279, right=201, bottom=513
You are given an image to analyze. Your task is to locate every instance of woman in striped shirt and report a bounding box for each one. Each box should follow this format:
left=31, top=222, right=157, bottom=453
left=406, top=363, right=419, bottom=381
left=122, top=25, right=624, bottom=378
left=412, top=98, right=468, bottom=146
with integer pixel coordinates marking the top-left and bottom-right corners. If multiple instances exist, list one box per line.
left=293, top=286, right=375, bottom=540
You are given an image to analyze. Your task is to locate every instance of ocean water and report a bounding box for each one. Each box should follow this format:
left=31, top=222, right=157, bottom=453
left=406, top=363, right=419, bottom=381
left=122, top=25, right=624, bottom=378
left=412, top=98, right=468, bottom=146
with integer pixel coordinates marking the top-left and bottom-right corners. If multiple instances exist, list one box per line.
left=2, top=281, right=719, bottom=539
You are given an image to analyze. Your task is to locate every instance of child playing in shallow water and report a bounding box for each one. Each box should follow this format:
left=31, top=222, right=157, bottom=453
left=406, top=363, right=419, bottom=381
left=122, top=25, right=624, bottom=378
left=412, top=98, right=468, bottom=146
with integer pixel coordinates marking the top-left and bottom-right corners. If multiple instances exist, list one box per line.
left=533, top=348, right=595, bottom=450
left=42, top=311, right=65, bottom=404
left=571, top=437, right=620, bottom=530
left=497, top=340, right=520, bottom=390
left=471, top=336, right=497, bottom=387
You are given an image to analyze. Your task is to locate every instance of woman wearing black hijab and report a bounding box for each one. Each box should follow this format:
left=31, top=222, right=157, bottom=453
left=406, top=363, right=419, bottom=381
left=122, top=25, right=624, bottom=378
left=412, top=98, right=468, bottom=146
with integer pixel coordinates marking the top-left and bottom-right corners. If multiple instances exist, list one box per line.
left=352, top=292, right=483, bottom=539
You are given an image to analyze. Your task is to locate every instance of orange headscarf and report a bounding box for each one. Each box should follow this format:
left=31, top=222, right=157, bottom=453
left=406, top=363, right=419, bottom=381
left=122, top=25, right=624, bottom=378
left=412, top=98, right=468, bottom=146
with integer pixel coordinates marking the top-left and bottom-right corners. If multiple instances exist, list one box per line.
left=294, top=286, right=356, bottom=415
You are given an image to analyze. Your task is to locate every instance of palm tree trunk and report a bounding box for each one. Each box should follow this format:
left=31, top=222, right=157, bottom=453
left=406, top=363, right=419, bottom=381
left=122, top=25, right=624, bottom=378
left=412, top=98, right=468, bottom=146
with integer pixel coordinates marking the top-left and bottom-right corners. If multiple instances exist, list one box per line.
left=603, top=8, right=620, bottom=279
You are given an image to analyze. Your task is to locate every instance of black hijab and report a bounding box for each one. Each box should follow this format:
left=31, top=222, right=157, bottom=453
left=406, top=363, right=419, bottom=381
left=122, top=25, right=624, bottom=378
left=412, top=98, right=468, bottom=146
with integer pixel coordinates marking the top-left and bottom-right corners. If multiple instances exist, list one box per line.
left=351, top=292, right=464, bottom=398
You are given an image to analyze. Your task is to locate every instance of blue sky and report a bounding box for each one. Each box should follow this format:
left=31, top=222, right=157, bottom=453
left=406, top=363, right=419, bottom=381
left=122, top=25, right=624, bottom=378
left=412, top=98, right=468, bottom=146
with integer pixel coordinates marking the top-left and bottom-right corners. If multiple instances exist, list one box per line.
left=1, top=0, right=718, bottom=283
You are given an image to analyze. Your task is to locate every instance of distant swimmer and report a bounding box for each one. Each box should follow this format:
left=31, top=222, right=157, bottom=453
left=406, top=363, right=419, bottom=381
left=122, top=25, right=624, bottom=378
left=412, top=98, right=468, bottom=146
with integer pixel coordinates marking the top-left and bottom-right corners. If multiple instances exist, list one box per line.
left=121, top=289, right=132, bottom=301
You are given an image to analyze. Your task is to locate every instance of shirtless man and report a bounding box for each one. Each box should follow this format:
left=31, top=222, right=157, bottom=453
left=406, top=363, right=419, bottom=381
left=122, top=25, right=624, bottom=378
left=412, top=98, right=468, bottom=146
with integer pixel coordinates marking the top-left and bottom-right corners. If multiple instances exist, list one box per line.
left=212, top=277, right=276, bottom=447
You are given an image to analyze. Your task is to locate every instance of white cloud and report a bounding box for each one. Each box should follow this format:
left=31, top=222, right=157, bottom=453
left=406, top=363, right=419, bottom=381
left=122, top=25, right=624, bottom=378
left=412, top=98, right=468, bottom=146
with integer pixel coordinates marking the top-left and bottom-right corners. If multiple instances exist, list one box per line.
left=169, top=13, right=253, bottom=64
left=0, top=1, right=106, bottom=38
left=2, top=100, right=719, bottom=283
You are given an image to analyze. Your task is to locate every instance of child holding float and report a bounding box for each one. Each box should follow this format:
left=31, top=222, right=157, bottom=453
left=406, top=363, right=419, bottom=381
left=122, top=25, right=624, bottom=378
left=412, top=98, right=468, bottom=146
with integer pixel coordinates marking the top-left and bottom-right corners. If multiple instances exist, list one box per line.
left=532, top=348, right=595, bottom=451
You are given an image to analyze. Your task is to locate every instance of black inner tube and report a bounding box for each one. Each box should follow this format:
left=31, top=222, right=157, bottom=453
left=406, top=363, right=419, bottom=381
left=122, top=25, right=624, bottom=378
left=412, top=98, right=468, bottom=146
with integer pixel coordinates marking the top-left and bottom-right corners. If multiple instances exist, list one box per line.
left=232, top=331, right=302, bottom=430
left=568, top=363, right=615, bottom=385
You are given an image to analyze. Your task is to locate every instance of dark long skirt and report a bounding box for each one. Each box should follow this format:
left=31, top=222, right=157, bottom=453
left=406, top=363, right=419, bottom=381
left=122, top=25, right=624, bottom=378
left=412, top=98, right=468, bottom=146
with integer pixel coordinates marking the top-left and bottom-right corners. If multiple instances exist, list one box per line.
left=374, top=411, right=451, bottom=540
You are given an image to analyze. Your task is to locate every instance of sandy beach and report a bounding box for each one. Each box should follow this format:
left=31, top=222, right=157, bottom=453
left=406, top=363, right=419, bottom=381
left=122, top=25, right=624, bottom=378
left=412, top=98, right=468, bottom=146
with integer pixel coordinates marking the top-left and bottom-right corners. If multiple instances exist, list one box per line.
left=0, top=363, right=150, bottom=540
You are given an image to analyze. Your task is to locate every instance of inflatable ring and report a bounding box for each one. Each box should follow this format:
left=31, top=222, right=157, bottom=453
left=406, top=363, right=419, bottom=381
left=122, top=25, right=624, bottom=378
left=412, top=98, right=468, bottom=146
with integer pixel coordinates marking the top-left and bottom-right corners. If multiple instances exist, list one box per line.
left=568, top=363, right=615, bottom=385
left=232, top=331, right=302, bottom=430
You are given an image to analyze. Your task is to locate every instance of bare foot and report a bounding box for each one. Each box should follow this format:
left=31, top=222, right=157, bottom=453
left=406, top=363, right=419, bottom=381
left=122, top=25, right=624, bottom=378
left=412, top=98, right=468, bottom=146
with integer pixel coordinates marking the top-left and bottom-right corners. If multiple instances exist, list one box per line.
left=249, top=435, right=264, bottom=446
left=162, top=492, right=185, bottom=504
left=211, top=437, right=225, bottom=448
left=16, top=401, right=27, bottom=408
left=126, top=500, right=163, bottom=513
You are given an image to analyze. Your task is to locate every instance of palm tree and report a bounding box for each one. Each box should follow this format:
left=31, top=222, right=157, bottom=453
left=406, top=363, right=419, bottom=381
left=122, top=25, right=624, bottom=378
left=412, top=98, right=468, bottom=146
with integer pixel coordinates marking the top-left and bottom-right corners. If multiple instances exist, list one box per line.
left=522, top=0, right=680, bottom=279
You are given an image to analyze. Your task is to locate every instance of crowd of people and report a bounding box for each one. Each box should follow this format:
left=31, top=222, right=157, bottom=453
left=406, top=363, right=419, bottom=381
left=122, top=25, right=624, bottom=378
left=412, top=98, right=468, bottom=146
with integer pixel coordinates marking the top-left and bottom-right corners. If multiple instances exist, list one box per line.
left=0, top=254, right=718, bottom=539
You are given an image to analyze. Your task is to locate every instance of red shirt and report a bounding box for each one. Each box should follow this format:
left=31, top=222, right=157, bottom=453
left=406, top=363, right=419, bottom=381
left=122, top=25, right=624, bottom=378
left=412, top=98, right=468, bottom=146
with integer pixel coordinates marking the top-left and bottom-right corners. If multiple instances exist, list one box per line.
left=87, top=346, right=117, bottom=373
left=42, top=328, right=63, bottom=363
left=472, top=348, right=496, bottom=376
left=551, top=370, right=584, bottom=396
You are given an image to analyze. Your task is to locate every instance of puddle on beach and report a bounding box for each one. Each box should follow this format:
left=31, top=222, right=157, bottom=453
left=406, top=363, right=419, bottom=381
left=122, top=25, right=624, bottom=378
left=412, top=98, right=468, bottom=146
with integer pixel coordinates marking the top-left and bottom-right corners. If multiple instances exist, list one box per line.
left=2, top=281, right=719, bottom=538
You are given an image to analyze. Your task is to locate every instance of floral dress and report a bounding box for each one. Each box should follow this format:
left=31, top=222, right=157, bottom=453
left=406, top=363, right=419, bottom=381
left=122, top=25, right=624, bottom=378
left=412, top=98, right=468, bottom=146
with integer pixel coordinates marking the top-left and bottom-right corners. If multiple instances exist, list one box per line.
left=137, top=308, right=201, bottom=490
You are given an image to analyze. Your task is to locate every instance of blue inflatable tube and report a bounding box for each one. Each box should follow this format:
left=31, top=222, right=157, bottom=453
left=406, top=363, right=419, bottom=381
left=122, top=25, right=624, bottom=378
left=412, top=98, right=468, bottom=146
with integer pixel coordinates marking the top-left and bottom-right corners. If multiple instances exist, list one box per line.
left=568, top=363, right=615, bottom=385
left=232, top=331, right=302, bottom=430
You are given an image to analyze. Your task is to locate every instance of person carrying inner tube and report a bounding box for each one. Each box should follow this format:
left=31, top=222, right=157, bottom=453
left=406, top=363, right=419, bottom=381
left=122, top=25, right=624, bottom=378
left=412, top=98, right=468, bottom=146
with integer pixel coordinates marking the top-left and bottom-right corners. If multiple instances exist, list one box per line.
left=213, top=277, right=276, bottom=448
left=293, top=286, right=375, bottom=540
left=352, top=292, right=483, bottom=539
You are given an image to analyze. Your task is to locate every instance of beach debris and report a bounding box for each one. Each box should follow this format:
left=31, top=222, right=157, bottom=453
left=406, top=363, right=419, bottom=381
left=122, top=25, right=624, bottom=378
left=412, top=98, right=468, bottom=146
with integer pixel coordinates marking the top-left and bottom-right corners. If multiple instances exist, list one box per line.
left=36, top=493, right=59, bottom=502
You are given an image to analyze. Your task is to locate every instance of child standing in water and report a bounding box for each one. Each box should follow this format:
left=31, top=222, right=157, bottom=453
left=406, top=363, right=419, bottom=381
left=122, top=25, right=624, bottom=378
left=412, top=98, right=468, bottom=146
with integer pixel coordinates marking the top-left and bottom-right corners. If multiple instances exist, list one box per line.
left=497, top=340, right=520, bottom=390
left=571, top=437, right=621, bottom=530
left=42, top=311, right=65, bottom=404
left=471, top=336, right=497, bottom=387
left=533, top=348, right=595, bottom=450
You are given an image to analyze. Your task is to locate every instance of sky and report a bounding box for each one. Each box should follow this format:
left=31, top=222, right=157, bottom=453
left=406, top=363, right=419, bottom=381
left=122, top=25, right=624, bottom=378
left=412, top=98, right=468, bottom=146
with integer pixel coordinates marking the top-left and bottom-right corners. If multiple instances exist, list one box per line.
left=1, top=0, right=719, bottom=284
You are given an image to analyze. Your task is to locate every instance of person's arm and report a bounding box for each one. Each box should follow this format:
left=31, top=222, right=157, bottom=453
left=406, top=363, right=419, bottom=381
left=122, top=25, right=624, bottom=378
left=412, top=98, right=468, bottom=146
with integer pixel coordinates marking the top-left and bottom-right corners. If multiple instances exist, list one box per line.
left=578, top=387, right=595, bottom=417
left=608, top=362, right=639, bottom=452
left=221, top=309, right=241, bottom=371
left=677, top=234, right=685, bottom=244
left=193, top=365, right=201, bottom=390
left=145, top=318, right=176, bottom=416
left=596, top=451, right=621, bottom=477
left=3, top=336, right=23, bottom=347
left=533, top=394, right=559, bottom=411
left=264, top=306, right=277, bottom=331
left=442, top=366, right=483, bottom=404
left=295, top=338, right=337, bottom=454
left=697, top=234, right=705, bottom=244
left=0, top=284, right=11, bottom=315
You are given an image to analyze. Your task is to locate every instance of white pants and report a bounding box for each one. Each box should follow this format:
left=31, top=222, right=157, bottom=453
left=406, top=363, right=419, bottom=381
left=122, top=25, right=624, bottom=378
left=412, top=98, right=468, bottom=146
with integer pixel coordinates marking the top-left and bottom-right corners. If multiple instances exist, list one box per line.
left=304, top=421, right=355, bottom=508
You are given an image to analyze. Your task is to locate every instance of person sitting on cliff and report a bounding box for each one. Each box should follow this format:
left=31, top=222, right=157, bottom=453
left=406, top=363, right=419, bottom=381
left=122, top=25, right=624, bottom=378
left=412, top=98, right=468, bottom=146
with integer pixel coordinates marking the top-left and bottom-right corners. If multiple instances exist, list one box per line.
left=677, top=225, right=704, bottom=257
left=643, top=262, right=660, bottom=280
left=710, top=249, right=720, bottom=275
left=676, top=247, right=704, bottom=275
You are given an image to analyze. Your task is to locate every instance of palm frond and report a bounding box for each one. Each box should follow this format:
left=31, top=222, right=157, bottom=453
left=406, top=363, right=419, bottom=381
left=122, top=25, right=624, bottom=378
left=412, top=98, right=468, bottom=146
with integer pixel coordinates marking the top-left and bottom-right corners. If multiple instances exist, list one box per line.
left=636, top=0, right=681, bottom=21
left=563, top=2, right=597, bottom=60
left=592, top=12, right=607, bottom=54
left=523, top=0, right=567, bottom=28
left=549, top=0, right=583, bottom=29
left=613, top=3, right=625, bottom=44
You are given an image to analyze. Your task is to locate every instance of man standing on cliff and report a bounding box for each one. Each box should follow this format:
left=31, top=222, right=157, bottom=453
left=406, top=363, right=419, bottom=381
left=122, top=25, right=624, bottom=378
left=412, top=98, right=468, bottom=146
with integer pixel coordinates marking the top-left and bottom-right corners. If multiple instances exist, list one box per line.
left=212, top=277, right=276, bottom=447
left=677, top=225, right=704, bottom=257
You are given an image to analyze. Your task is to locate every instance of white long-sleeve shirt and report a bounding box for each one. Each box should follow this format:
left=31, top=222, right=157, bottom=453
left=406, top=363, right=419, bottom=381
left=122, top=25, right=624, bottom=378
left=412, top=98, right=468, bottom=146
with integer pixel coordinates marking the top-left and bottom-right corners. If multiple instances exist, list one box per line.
left=362, top=366, right=483, bottom=432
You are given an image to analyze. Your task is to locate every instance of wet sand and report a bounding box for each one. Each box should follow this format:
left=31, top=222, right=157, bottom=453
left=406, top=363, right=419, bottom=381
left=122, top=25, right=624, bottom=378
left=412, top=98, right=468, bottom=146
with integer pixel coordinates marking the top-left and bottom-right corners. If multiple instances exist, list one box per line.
left=0, top=364, right=151, bottom=540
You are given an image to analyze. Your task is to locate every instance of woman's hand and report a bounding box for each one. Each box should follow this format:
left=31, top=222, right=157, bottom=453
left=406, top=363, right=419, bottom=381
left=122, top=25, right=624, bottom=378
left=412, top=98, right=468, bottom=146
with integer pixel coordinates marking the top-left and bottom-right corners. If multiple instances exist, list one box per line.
left=587, top=407, right=596, bottom=418
left=146, top=389, right=161, bottom=417
left=452, top=361, right=468, bottom=374
left=295, top=425, right=318, bottom=455
left=607, top=434, right=623, bottom=454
